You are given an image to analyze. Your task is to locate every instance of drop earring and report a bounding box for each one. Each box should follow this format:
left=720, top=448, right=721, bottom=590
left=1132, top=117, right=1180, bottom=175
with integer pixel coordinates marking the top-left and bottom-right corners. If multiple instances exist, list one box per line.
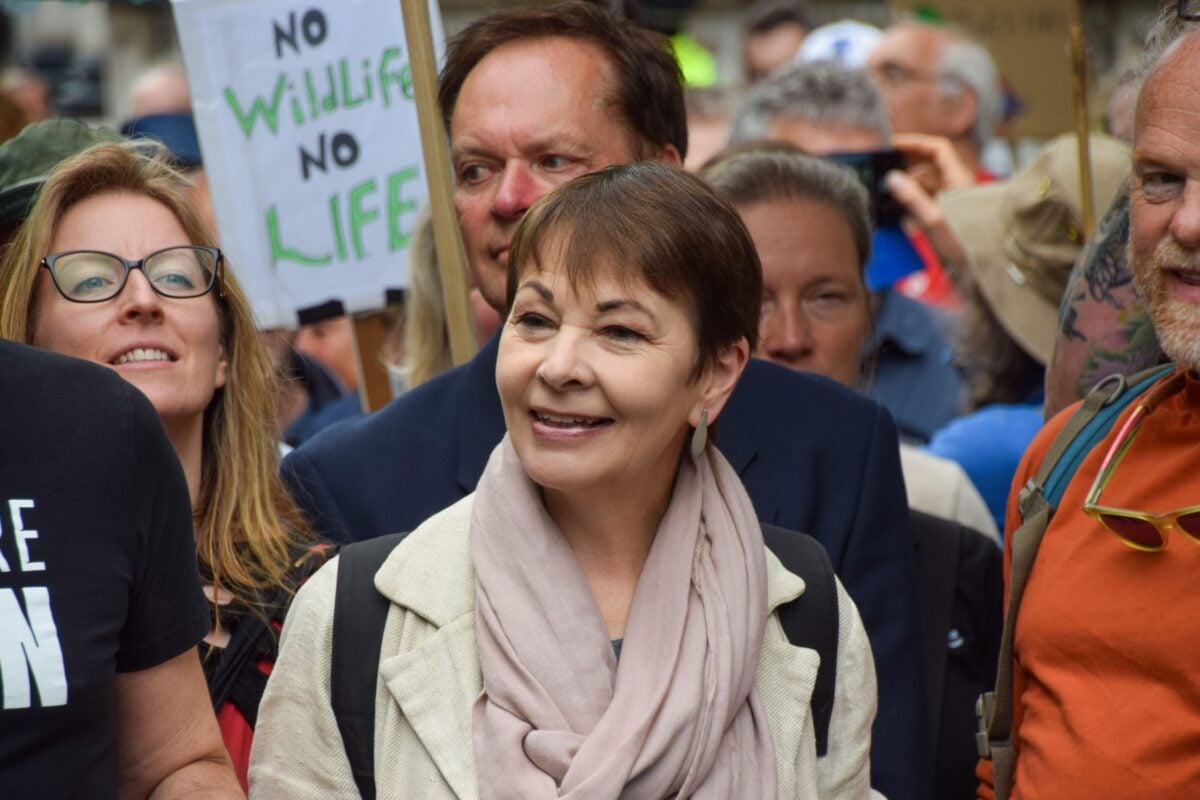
left=690, top=408, right=708, bottom=458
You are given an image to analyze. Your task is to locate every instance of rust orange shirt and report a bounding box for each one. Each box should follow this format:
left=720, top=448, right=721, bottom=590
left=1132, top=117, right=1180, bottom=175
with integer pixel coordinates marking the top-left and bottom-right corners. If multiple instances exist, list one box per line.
left=979, top=369, right=1200, bottom=799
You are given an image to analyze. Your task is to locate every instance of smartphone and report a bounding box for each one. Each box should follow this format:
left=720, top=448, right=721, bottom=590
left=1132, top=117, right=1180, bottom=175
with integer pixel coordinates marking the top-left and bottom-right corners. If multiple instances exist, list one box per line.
left=825, top=149, right=906, bottom=228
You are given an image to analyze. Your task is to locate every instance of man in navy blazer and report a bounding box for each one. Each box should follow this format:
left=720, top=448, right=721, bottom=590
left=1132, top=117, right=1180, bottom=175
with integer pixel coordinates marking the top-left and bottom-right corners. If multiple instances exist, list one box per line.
left=283, top=5, right=927, bottom=798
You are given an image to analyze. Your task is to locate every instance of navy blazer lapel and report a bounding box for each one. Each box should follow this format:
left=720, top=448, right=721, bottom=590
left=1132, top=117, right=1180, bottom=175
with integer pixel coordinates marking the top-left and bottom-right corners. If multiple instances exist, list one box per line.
left=717, top=382, right=778, bottom=524
left=456, top=335, right=507, bottom=494
left=716, top=383, right=755, bottom=474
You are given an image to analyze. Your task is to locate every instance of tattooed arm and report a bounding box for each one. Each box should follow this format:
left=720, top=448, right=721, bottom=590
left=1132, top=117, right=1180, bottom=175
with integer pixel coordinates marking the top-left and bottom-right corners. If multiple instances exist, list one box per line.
left=1044, top=185, right=1165, bottom=419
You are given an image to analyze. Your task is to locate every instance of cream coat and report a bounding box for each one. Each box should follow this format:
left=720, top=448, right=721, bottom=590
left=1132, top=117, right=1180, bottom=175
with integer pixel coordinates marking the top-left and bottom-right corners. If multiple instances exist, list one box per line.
left=249, top=496, right=880, bottom=799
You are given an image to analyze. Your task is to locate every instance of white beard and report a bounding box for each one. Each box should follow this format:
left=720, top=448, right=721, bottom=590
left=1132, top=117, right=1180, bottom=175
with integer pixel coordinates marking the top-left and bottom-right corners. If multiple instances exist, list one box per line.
left=1132, top=236, right=1200, bottom=372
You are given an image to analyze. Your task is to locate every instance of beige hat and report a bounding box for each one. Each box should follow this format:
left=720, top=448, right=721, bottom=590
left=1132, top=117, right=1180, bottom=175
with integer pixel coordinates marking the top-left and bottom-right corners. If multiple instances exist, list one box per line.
left=939, top=133, right=1129, bottom=365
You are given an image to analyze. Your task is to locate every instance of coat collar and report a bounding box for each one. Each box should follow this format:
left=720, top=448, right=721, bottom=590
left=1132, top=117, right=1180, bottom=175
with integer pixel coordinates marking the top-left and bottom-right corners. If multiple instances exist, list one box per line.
left=375, top=498, right=480, bottom=799
left=871, top=287, right=947, bottom=358
left=714, top=388, right=756, bottom=474
left=378, top=614, right=480, bottom=800
left=375, top=496, right=476, bottom=624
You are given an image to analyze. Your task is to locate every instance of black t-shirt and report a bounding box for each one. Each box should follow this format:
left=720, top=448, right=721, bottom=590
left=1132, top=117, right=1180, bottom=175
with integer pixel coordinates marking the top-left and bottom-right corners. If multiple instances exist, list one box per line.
left=0, top=342, right=210, bottom=798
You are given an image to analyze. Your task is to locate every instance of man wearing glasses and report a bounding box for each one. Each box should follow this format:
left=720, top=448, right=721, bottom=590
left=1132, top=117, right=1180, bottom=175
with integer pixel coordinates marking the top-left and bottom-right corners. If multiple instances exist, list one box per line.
left=977, top=26, right=1200, bottom=800
left=865, top=20, right=1002, bottom=180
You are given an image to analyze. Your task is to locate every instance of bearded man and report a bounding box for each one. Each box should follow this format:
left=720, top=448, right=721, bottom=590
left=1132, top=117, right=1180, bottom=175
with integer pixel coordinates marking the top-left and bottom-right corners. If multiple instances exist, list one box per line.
left=976, top=29, right=1200, bottom=800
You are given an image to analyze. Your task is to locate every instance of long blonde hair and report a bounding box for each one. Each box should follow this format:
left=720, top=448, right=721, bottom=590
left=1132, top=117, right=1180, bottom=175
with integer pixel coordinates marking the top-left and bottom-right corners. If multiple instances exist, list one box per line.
left=396, top=210, right=453, bottom=389
left=0, top=141, right=314, bottom=614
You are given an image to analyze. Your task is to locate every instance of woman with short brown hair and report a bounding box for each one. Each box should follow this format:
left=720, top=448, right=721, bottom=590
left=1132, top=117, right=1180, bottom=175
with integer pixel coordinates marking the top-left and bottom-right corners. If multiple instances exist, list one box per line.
left=251, top=163, right=878, bottom=799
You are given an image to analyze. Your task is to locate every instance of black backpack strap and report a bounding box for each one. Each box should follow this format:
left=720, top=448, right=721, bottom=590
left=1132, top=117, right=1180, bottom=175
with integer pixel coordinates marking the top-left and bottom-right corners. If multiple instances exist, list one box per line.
left=762, top=523, right=839, bottom=757
left=331, top=532, right=409, bottom=800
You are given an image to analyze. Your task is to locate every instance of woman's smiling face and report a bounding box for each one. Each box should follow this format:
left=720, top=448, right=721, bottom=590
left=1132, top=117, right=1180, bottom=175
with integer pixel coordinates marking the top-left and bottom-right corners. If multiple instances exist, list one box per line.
left=496, top=249, right=710, bottom=501
left=32, top=190, right=227, bottom=429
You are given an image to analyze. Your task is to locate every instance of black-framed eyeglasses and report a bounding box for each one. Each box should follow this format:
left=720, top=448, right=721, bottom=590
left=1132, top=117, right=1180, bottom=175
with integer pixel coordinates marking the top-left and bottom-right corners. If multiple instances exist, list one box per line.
left=1180, top=0, right=1200, bottom=21
left=41, top=245, right=223, bottom=303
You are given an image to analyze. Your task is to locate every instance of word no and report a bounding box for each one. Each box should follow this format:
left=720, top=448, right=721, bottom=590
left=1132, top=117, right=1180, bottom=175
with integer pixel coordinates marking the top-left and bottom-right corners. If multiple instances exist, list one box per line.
left=274, top=8, right=329, bottom=58
left=224, top=6, right=412, bottom=141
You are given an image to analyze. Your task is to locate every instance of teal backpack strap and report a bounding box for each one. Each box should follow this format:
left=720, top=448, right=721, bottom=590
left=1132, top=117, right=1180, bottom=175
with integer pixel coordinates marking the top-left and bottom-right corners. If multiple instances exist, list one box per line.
left=978, top=363, right=1174, bottom=800
left=1037, top=364, right=1176, bottom=509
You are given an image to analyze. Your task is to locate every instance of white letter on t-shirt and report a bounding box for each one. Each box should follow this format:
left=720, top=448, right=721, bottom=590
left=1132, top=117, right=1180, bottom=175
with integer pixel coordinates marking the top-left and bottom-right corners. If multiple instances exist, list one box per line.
left=9, top=500, right=44, bottom=572
left=0, top=587, right=67, bottom=709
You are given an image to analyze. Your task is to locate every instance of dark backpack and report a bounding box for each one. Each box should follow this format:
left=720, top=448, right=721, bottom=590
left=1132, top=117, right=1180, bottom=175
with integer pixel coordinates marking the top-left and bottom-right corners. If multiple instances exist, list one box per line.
left=330, top=523, right=840, bottom=800
left=976, top=364, right=1174, bottom=800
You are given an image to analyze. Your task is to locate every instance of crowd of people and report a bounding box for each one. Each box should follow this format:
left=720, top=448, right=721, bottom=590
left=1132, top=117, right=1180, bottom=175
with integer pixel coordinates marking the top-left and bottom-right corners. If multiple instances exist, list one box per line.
left=2, top=1, right=1198, bottom=798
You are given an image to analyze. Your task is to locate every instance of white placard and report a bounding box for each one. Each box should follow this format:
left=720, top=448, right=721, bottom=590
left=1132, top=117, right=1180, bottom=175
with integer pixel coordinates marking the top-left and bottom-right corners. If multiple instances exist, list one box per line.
left=172, top=0, right=442, bottom=329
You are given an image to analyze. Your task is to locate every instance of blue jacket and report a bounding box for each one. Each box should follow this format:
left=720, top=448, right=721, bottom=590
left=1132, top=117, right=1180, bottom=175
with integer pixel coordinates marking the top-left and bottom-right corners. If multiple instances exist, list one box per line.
left=927, top=401, right=1046, bottom=535
left=866, top=288, right=964, bottom=444
left=283, top=335, right=928, bottom=800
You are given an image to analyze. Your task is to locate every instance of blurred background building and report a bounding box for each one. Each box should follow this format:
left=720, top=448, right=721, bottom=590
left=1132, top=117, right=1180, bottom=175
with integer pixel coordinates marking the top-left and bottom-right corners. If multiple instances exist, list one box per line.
left=0, top=0, right=1160, bottom=136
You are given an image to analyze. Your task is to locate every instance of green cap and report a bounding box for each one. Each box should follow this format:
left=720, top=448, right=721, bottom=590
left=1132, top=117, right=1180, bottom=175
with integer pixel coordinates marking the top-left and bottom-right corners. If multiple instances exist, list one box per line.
left=0, top=119, right=120, bottom=229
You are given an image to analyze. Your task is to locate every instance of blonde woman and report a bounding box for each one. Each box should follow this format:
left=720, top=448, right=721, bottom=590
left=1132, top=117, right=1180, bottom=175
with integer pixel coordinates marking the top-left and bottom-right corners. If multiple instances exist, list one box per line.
left=0, top=140, right=323, bottom=790
left=386, top=208, right=502, bottom=393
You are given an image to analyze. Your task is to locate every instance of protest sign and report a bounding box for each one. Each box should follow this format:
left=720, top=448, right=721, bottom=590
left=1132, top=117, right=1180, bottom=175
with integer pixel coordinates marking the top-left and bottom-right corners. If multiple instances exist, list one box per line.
left=172, top=0, right=442, bottom=329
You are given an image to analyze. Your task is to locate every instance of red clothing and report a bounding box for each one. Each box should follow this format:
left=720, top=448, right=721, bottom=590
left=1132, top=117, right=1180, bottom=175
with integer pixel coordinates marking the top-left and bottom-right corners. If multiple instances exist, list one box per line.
left=897, top=231, right=961, bottom=310
left=897, top=166, right=997, bottom=309
left=217, top=656, right=274, bottom=792
left=205, top=546, right=327, bottom=791
left=975, top=166, right=999, bottom=183
left=217, top=702, right=253, bottom=792
left=978, top=369, right=1200, bottom=799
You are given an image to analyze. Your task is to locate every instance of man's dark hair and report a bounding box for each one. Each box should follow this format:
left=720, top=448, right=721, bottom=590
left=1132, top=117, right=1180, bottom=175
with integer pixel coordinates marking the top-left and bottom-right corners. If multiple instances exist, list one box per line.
left=746, top=0, right=814, bottom=35
left=438, top=1, right=687, bottom=160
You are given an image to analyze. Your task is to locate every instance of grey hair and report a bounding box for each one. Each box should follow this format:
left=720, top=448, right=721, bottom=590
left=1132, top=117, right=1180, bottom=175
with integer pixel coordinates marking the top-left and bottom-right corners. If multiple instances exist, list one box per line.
left=686, top=85, right=743, bottom=120
left=1100, top=6, right=1200, bottom=142
left=701, top=145, right=872, bottom=271
left=730, top=61, right=891, bottom=143
left=1140, top=6, right=1200, bottom=78
left=938, top=36, right=1003, bottom=147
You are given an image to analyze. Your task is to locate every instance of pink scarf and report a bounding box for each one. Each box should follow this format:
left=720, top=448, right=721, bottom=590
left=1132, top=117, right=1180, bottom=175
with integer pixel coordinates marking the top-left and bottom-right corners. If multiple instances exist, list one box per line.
left=470, top=436, right=777, bottom=799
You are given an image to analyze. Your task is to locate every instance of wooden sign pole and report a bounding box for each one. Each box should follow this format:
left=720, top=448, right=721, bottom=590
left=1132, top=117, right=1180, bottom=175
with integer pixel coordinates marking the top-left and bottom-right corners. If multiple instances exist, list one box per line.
left=1068, top=0, right=1095, bottom=238
left=400, top=0, right=478, bottom=367
left=352, top=310, right=394, bottom=413
left=348, top=1, right=476, bottom=414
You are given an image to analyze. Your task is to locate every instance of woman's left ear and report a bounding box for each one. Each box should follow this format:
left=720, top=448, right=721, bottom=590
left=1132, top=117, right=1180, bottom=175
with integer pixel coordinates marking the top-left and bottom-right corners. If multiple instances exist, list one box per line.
left=690, top=337, right=750, bottom=427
